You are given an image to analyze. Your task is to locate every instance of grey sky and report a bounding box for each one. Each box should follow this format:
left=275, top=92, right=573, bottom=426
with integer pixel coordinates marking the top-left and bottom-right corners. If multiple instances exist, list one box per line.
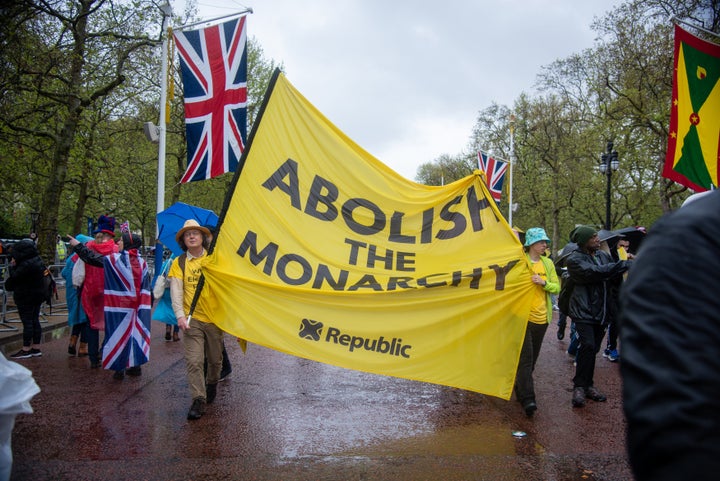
left=174, top=0, right=623, bottom=179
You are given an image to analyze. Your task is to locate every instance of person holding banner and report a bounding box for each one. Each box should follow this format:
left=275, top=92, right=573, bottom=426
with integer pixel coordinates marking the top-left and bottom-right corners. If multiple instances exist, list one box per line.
left=515, top=228, right=560, bottom=416
left=169, top=219, right=224, bottom=421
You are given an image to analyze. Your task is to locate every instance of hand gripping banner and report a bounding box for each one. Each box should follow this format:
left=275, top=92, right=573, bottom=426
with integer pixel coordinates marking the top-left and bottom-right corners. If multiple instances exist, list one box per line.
left=196, top=71, right=534, bottom=399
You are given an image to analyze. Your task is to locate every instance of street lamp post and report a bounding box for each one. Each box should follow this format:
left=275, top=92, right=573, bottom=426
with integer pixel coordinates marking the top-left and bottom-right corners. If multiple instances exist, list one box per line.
left=30, top=211, right=39, bottom=242
left=599, top=141, right=619, bottom=230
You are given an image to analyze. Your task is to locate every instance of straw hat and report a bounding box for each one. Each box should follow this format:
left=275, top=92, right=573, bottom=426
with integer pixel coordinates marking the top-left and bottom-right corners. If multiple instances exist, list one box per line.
left=175, top=219, right=211, bottom=244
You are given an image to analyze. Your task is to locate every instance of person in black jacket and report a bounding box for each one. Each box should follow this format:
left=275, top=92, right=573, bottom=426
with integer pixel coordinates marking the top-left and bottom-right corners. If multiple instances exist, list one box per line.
left=620, top=190, right=720, bottom=481
left=5, top=239, right=47, bottom=359
left=565, top=225, right=630, bottom=407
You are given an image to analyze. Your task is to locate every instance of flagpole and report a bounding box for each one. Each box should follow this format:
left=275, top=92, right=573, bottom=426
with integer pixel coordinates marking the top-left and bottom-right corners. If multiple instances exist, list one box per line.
left=155, top=1, right=172, bottom=275
left=670, top=15, right=720, bottom=39
left=508, top=114, right=516, bottom=226
left=174, top=9, right=254, bottom=32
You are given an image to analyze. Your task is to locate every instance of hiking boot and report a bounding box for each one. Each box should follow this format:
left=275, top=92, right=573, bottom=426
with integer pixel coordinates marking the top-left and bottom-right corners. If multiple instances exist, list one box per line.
left=572, top=387, right=586, bottom=407
left=10, top=349, right=32, bottom=360
left=78, top=342, right=89, bottom=357
left=68, top=335, right=78, bottom=355
left=165, top=330, right=171, bottom=341
left=187, top=398, right=206, bottom=420
left=585, top=386, right=607, bottom=402
left=172, top=331, right=180, bottom=342
left=206, top=383, right=217, bottom=404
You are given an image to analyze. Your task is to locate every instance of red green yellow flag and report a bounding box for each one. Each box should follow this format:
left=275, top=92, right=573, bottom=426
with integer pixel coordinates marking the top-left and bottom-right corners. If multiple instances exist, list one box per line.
left=663, top=25, right=720, bottom=191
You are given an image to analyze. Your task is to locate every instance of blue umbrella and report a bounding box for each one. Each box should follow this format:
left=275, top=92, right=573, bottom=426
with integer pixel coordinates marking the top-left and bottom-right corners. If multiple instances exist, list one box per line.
left=157, top=202, right=218, bottom=255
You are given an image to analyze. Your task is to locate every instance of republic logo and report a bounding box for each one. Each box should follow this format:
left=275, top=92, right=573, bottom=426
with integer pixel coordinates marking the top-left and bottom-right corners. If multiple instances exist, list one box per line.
left=299, top=318, right=323, bottom=341
left=297, top=318, right=412, bottom=358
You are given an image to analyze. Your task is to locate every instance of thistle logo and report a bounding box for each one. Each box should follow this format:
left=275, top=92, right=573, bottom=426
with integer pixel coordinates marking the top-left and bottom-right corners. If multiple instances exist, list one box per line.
left=299, top=318, right=323, bottom=341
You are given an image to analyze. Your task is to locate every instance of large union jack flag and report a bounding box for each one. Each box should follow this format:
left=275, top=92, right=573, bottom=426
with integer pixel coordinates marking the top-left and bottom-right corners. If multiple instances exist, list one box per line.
left=477, top=151, right=509, bottom=204
left=102, top=252, right=152, bottom=371
left=174, top=16, right=248, bottom=183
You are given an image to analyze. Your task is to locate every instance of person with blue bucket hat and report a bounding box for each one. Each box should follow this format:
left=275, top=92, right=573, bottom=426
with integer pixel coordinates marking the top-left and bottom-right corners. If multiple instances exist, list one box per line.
left=515, top=227, right=560, bottom=417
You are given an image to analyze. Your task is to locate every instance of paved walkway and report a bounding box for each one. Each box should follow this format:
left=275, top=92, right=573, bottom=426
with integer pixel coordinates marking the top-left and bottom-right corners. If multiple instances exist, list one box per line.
left=4, top=306, right=634, bottom=481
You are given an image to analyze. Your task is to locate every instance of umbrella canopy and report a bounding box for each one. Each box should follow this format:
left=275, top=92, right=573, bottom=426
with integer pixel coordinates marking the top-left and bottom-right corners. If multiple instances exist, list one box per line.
left=614, top=226, right=647, bottom=254
left=555, top=242, right=578, bottom=268
left=157, top=202, right=218, bottom=256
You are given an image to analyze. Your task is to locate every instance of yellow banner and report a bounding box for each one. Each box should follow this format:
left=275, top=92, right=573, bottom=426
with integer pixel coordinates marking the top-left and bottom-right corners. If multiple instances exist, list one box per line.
left=200, top=72, right=534, bottom=399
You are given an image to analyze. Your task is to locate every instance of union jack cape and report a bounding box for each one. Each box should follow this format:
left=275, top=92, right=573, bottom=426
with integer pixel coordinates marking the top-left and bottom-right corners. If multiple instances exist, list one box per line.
left=102, top=250, right=152, bottom=371
left=174, top=16, right=248, bottom=183
left=477, top=151, right=509, bottom=204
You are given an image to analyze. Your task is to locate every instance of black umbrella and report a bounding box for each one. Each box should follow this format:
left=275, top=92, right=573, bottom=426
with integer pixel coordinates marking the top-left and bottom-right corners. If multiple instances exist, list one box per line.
left=555, top=242, right=578, bottom=268
left=614, top=226, right=647, bottom=254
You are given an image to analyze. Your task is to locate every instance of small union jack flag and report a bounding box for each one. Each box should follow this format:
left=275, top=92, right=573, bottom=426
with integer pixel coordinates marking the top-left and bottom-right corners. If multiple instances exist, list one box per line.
left=477, top=151, right=509, bottom=204
left=174, top=16, right=248, bottom=183
left=102, top=252, right=152, bottom=371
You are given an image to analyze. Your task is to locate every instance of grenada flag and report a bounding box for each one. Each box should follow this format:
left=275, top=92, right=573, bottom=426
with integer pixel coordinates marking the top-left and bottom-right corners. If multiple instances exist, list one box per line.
left=663, top=24, right=720, bottom=191
left=195, top=71, right=534, bottom=399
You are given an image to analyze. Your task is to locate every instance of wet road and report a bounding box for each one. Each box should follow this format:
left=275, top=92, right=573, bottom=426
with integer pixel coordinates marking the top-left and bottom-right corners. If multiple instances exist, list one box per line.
left=9, top=319, right=632, bottom=481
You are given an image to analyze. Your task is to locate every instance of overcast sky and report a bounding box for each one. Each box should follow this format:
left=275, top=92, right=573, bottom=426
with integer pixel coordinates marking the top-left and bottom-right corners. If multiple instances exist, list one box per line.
left=172, top=0, right=624, bottom=180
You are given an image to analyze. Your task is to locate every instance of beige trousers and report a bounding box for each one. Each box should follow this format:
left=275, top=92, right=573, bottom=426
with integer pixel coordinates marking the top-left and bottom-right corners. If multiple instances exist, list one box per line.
left=183, top=319, right=224, bottom=401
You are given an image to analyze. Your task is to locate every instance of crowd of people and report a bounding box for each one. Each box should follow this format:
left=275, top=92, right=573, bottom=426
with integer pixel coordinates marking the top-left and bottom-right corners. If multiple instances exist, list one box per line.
left=6, top=191, right=719, bottom=479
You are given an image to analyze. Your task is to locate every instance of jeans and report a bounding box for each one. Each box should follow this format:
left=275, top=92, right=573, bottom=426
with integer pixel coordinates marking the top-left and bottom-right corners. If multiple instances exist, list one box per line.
left=514, top=322, right=548, bottom=406
left=17, top=302, right=42, bottom=347
left=573, top=321, right=606, bottom=388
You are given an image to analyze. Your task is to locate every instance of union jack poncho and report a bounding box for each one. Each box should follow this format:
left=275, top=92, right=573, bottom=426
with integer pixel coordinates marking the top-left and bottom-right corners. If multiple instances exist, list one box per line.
left=102, top=250, right=152, bottom=370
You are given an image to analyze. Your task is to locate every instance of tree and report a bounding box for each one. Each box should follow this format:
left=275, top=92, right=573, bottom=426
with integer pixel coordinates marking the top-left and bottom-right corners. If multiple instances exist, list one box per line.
left=0, top=0, right=162, bottom=263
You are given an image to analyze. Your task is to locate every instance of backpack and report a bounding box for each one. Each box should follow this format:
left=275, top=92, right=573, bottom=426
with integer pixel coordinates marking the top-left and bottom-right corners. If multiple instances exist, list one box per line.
left=557, top=270, right=575, bottom=314
left=42, top=266, right=58, bottom=312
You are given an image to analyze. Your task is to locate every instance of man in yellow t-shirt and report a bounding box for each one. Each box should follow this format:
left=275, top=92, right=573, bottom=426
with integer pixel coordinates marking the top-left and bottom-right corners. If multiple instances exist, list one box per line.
left=169, top=219, right=224, bottom=421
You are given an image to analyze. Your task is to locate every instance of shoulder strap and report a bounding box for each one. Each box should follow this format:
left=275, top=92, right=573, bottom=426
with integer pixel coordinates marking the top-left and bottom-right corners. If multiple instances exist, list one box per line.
left=178, top=253, right=187, bottom=275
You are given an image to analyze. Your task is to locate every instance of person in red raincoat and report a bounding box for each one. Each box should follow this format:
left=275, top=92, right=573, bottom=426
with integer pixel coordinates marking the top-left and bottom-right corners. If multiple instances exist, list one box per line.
left=76, top=215, right=118, bottom=368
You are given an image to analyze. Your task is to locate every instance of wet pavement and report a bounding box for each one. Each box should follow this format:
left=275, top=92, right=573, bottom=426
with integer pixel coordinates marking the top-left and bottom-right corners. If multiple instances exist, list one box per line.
left=5, top=312, right=633, bottom=481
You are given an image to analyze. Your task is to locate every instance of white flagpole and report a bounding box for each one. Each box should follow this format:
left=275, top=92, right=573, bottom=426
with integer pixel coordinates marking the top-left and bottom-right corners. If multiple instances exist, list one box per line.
left=155, top=1, right=172, bottom=273
left=508, top=114, right=516, bottom=226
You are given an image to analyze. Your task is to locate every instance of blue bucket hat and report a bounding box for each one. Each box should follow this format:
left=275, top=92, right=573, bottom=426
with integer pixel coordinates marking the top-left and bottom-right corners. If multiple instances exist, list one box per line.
left=524, top=227, right=551, bottom=247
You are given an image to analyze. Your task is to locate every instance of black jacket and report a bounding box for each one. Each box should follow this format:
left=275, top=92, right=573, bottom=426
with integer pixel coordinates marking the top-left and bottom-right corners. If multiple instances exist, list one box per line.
left=565, top=247, right=629, bottom=324
left=4, top=239, right=46, bottom=306
left=620, top=190, right=720, bottom=481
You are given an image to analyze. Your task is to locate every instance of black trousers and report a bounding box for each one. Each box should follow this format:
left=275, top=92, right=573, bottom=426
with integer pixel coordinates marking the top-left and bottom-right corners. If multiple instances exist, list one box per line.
left=573, top=321, right=606, bottom=388
left=17, top=302, right=42, bottom=347
left=514, top=321, right=548, bottom=405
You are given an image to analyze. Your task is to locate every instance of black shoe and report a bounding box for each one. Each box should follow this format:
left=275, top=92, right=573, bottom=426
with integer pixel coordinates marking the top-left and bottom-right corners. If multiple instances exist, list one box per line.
left=219, top=366, right=232, bottom=382
left=68, top=345, right=77, bottom=356
left=126, top=366, right=142, bottom=376
left=165, top=332, right=171, bottom=341
left=90, top=361, right=101, bottom=368
left=523, top=401, right=537, bottom=417
left=572, top=387, right=586, bottom=407
left=585, top=386, right=607, bottom=402
left=557, top=329, right=565, bottom=340
left=187, top=398, right=206, bottom=420
left=113, top=370, right=125, bottom=380
left=9, top=349, right=32, bottom=359
left=206, top=383, right=217, bottom=404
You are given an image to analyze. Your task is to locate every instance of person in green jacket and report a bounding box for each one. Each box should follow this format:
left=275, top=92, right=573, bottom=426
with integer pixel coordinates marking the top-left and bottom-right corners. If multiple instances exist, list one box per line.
left=515, top=227, right=560, bottom=417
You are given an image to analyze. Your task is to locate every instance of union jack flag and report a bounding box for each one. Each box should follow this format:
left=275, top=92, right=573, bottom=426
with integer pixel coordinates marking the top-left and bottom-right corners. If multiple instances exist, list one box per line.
left=102, top=252, right=152, bottom=371
left=174, top=16, right=248, bottom=183
left=477, top=151, right=509, bottom=204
